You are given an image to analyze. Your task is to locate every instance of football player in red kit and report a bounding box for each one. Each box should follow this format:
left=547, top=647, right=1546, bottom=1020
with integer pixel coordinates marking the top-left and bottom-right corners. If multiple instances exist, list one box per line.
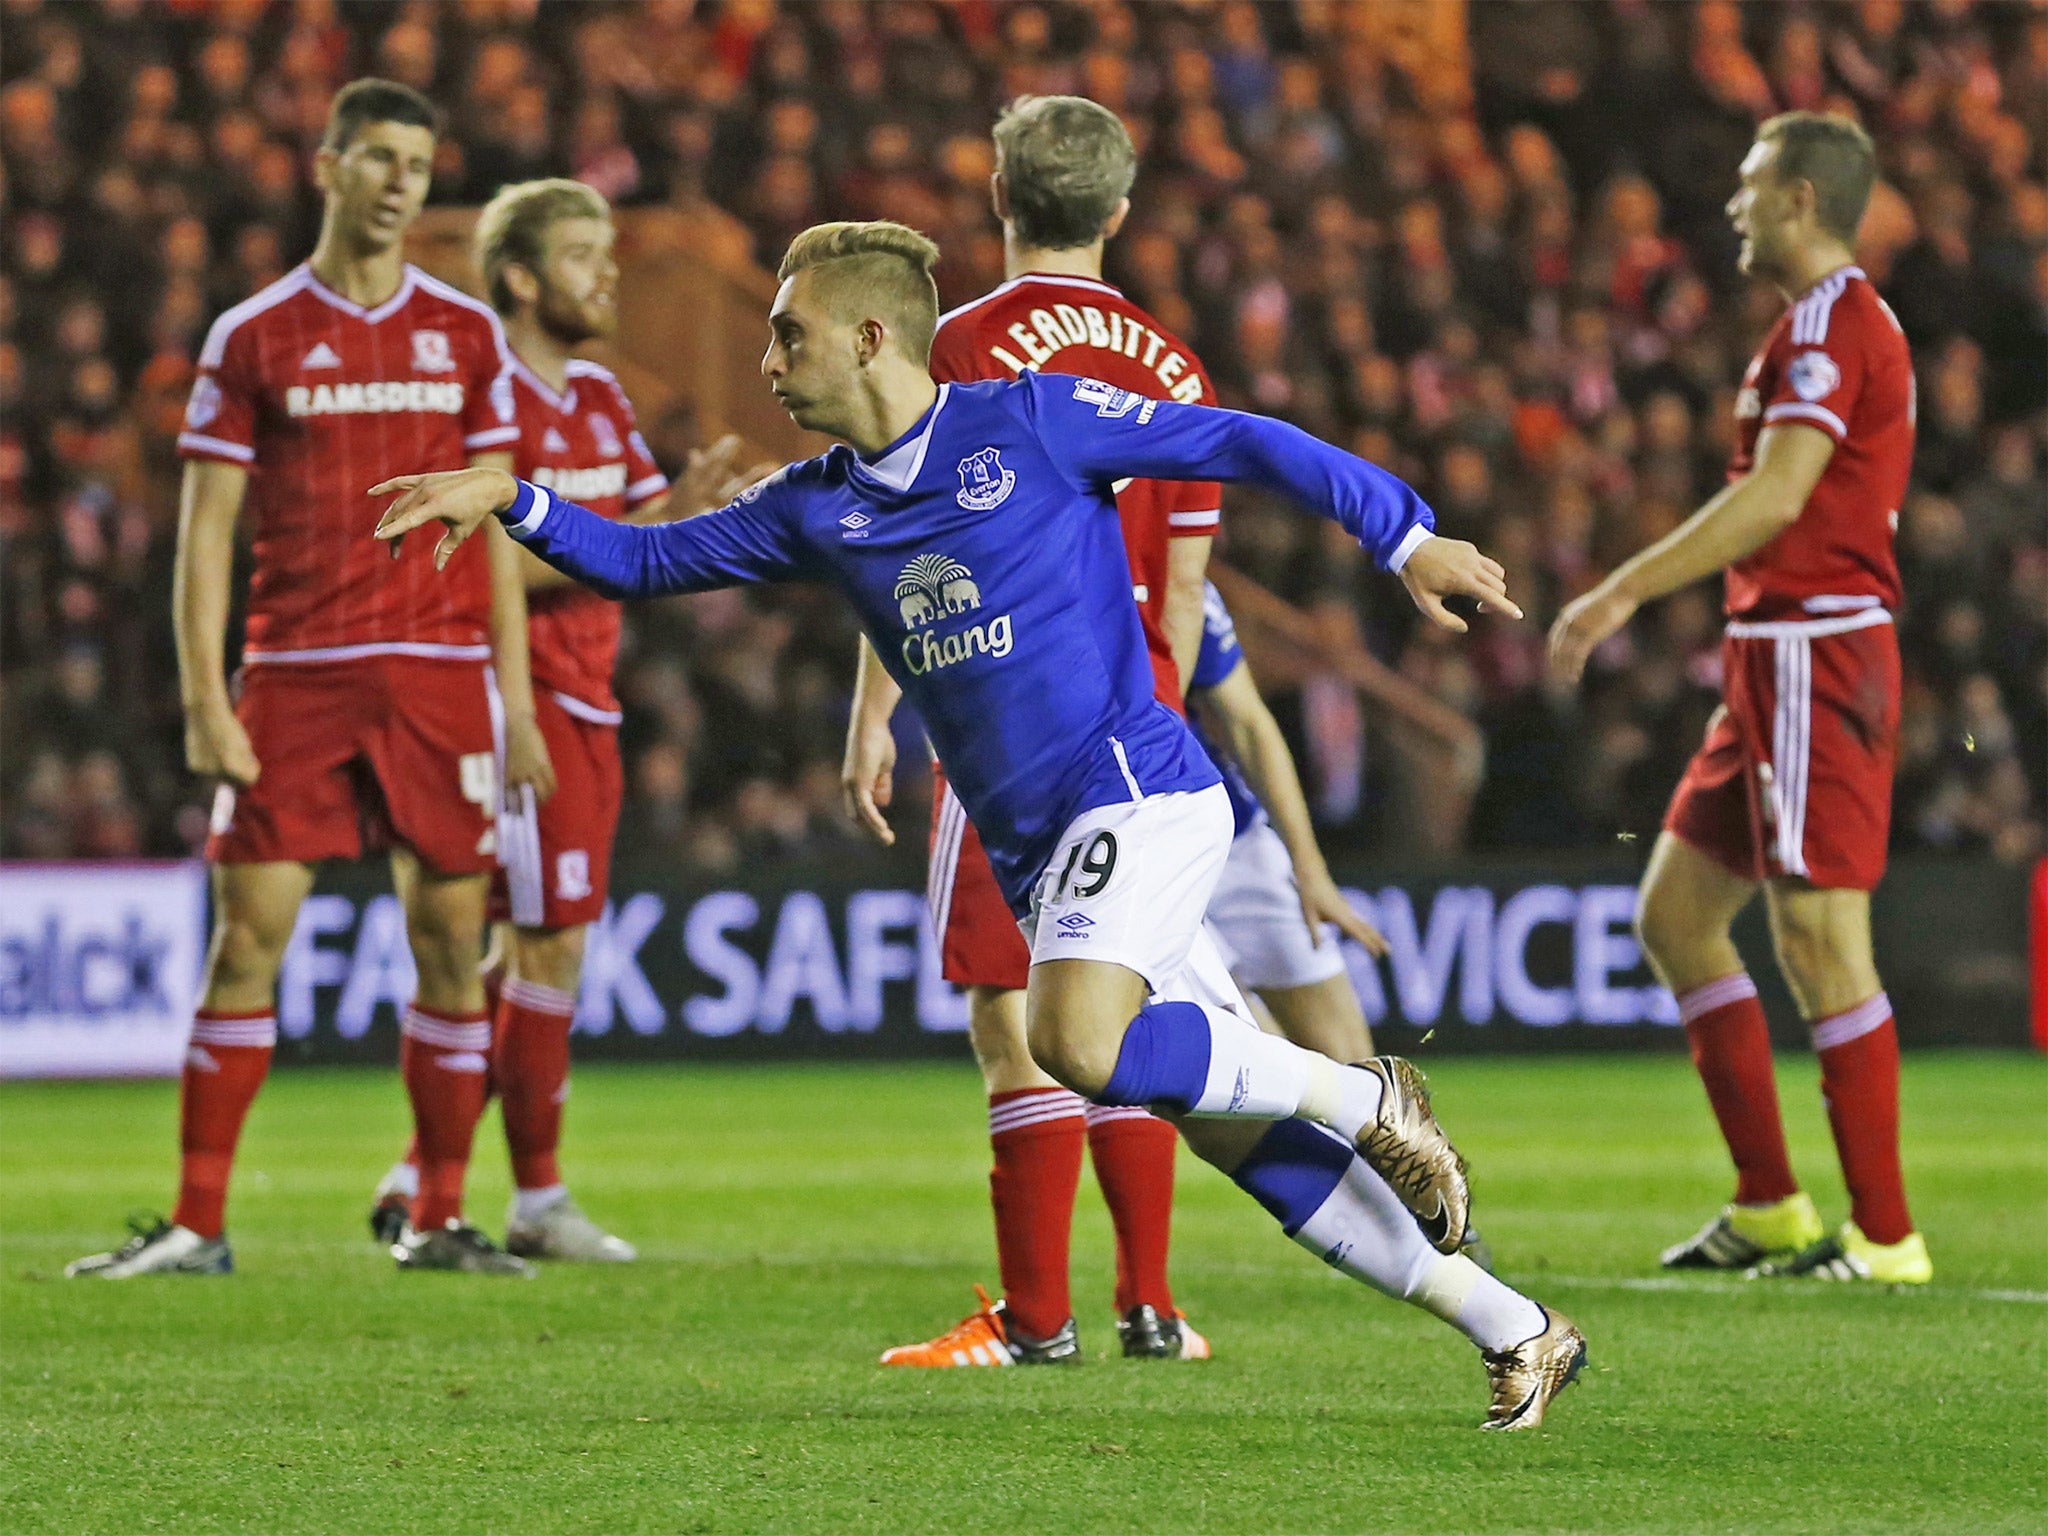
left=69, top=80, right=547, bottom=1278
left=842, top=97, right=1371, bottom=1365
left=1551, top=113, right=1930, bottom=1284
left=368, top=178, right=765, bottom=1262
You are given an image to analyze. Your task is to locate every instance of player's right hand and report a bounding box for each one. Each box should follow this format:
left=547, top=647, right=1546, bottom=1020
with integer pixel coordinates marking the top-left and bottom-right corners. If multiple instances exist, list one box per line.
left=840, top=715, right=898, bottom=846
left=1398, top=536, right=1522, bottom=633
left=186, top=703, right=260, bottom=786
left=371, top=468, right=520, bottom=569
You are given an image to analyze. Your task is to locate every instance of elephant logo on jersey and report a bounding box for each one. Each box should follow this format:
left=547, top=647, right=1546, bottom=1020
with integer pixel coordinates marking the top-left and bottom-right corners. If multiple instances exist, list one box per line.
left=411, top=329, right=456, bottom=373
left=1787, top=350, right=1841, bottom=402
left=895, top=553, right=981, bottom=628
left=955, top=448, right=1016, bottom=510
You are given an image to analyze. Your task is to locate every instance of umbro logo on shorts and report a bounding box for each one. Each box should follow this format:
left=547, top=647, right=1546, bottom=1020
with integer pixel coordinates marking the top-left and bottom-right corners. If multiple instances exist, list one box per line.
left=1055, top=912, right=1094, bottom=935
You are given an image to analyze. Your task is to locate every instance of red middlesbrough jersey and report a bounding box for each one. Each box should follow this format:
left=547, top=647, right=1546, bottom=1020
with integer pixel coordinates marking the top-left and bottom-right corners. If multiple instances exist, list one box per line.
left=512, top=357, right=669, bottom=718
left=1725, top=266, right=1913, bottom=622
left=928, top=272, right=1220, bottom=708
left=178, top=263, right=520, bottom=662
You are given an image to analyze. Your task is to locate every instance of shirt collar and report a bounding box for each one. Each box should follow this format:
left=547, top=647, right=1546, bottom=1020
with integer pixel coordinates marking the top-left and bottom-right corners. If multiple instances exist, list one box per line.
left=852, top=384, right=949, bottom=493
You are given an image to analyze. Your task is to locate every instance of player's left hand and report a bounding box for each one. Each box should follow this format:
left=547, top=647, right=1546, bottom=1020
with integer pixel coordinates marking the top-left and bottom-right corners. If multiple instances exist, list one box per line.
left=1547, top=584, right=1639, bottom=687
left=371, top=467, right=519, bottom=569
left=1299, top=867, right=1388, bottom=958
left=1399, top=536, right=1523, bottom=633
left=502, top=707, right=557, bottom=803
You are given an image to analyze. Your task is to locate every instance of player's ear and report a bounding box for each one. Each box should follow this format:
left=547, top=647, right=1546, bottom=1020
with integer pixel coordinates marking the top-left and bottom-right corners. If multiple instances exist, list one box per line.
left=312, top=146, right=338, bottom=194
left=503, top=263, right=541, bottom=308
left=990, top=171, right=1009, bottom=222
left=1102, top=197, right=1131, bottom=242
left=855, top=317, right=886, bottom=368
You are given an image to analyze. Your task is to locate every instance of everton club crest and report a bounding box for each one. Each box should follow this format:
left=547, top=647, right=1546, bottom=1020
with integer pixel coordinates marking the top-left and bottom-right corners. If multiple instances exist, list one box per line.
left=956, top=447, right=1016, bottom=510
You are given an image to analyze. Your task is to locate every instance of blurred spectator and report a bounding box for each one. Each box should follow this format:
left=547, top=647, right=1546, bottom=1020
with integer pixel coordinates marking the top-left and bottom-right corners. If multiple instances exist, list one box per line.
left=1, top=1, right=2041, bottom=871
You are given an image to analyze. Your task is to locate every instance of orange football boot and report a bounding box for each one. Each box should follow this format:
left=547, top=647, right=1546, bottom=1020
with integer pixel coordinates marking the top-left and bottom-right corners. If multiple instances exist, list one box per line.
left=879, top=1285, right=1079, bottom=1367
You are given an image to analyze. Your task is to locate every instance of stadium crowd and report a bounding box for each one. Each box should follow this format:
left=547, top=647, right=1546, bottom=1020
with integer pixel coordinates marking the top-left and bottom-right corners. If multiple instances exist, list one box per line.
left=3, top=0, right=2043, bottom=870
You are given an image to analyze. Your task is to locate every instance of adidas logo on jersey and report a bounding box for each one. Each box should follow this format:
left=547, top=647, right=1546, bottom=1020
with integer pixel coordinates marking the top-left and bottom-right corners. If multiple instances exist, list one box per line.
left=300, top=342, right=342, bottom=369
left=543, top=427, right=570, bottom=455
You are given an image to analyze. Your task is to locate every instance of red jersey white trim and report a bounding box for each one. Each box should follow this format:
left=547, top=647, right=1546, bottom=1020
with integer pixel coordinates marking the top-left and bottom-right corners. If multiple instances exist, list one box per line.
left=177, top=432, right=255, bottom=463
left=242, top=640, right=492, bottom=665
left=1789, top=266, right=1860, bottom=344
left=1762, top=400, right=1847, bottom=437
left=1723, top=608, right=1892, bottom=640
left=550, top=690, right=623, bottom=726
left=199, top=267, right=316, bottom=368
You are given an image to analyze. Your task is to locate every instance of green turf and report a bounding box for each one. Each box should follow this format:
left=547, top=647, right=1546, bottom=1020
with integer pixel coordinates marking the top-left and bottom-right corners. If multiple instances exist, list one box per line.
left=2, top=1054, right=2044, bottom=1535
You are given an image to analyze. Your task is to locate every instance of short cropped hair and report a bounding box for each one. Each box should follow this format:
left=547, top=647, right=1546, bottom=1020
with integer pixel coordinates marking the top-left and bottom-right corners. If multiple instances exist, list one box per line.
left=1759, top=111, right=1877, bottom=243
left=322, top=77, right=442, bottom=152
left=474, top=178, right=612, bottom=314
left=777, top=220, right=942, bottom=362
left=992, top=95, right=1137, bottom=250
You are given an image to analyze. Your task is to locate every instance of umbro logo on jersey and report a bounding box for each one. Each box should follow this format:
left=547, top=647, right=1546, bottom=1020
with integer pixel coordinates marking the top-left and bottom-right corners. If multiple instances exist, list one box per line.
left=543, top=427, right=570, bottom=455
left=838, top=510, right=872, bottom=537
left=300, top=342, right=342, bottom=369
left=956, top=448, right=1016, bottom=510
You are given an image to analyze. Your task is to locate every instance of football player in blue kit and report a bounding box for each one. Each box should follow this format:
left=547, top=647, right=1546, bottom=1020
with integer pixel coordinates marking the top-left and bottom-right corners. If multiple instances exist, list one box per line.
left=373, top=220, right=1585, bottom=1429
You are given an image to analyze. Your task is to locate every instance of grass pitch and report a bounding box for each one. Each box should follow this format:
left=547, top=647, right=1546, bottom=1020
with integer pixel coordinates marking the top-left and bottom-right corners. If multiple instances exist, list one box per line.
left=2, top=1053, right=2044, bottom=1535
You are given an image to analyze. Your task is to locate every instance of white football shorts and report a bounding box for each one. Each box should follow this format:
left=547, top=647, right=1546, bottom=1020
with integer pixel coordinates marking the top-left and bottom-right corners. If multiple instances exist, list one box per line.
left=1025, top=783, right=1236, bottom=992
left=1205, top=820, right=1349, bottom=992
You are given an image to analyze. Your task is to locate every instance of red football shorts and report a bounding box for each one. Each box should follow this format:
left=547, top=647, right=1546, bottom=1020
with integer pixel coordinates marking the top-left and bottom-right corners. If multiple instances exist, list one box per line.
left=207, top=656, right=499, bottom=875
left=491, top=690, right=623, bottom=930
left=1665, top=613, right=1900, bottom=891
left=927, top=765, right=1031, bottom=991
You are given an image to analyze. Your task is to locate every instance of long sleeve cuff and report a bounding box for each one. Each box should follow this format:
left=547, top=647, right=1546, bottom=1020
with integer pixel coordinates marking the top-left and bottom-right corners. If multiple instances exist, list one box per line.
left=502, top=478, right=553, bottom=539
left=1385, top=522, right=1433, bottom=573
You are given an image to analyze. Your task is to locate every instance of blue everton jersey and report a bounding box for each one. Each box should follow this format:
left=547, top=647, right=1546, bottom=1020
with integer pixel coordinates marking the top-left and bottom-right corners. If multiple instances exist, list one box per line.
left=498, top=371, right=1434, bottom=907
left=1185, top=582, right=1267, bottom=838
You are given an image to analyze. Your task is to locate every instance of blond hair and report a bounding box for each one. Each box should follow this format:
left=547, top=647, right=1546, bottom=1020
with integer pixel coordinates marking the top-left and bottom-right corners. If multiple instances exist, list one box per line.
left=473, top=177, right=611, bottom=314
left=993, top=96, right=1136, bottom=250
left=777, top=220, right=941, bottom=362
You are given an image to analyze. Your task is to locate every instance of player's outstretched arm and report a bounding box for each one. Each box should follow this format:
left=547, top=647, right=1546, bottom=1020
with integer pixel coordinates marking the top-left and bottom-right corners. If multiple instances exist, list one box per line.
left=174, top=459, right=261, bottom=786
left=841, top=636, right=904, bottom=845
left=374, top=471, right=808, bottom=598
left=1547, top=423, right=1835, bottom=685
left=1033, top=376, right=1520, bottom=632
left=1193, top=659, right=1388, bottom=957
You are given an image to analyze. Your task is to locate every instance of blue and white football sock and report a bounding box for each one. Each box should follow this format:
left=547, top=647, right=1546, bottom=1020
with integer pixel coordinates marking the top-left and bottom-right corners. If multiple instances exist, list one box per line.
left=1099, top=999, right=1382, bottom=1129
left=1232, top=1120, right=1545, bottom=1352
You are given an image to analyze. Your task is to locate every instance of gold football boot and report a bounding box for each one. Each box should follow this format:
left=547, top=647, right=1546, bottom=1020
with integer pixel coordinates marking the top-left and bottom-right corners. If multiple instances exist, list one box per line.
left=1352, top=1057, right=1470, bottom=1254
left=1480, top=1308, right=1588, bottom=1431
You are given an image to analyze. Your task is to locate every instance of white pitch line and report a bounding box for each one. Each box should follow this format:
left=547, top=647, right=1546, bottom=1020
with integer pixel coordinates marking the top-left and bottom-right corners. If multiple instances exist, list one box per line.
left=1521, top=1273, right=2048, bottom=1306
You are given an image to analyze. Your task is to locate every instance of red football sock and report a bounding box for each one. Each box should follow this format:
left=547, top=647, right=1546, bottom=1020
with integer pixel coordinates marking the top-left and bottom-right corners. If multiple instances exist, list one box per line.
left=988, top=1088, right=1086, bottom=1341
left=1678, top=973, right=1799, bottom=1207
left=1085, top=1104, right=1178, bottom=1315
left=495, top=976, right=576, bottom=1192
left=1813, top=993, right=1913, bottom=1245
left=396, top=970, right=503, bottom=1177
left=172, top=1009, right=276, bottom=1239
left=400, top=1003, right=492, bottom=1231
